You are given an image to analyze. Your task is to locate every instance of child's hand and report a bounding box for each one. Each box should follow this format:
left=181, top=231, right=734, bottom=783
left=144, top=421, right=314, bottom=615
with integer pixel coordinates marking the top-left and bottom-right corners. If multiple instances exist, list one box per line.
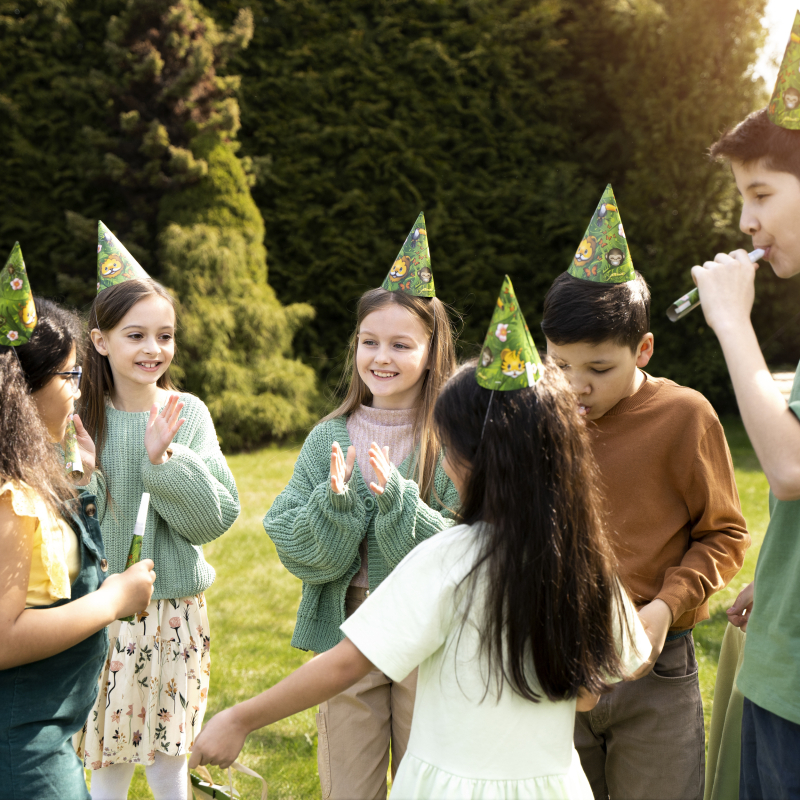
left=101, top=559, right=156, bottom=619
left=727, top=581, right=754, bottom=631
left=144, top=394, right=185, bottom=465
left=70, top=413, right=95, bottom=485
left=636, top=598, right=673, bottom=664
left=690, top=249, right=758, bottom=334
left=330, top=442, right=355, bottom=494
left=368, top=443, right=393, bottom=495
left=189, top=707, right=249, bottom=769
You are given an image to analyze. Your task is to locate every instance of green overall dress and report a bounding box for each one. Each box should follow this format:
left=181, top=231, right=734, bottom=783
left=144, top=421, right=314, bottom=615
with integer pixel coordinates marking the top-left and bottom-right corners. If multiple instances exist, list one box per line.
left=0, top=492, right=109, bottom=800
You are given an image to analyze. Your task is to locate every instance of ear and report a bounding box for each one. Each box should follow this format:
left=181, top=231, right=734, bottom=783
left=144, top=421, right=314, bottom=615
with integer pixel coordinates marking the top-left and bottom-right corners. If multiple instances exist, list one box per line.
left=635, top=333, right=654, bottom=368
left=90, top=328, right=109, bottom=357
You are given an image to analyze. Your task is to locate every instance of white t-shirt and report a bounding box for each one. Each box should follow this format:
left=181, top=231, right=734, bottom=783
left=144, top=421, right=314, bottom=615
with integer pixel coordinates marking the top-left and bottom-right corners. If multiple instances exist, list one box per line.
left=341, top=523, right=650, bottom=800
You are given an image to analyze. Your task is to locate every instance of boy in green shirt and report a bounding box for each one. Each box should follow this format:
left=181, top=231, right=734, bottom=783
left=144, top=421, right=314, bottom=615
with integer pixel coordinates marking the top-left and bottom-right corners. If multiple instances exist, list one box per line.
left=693, top=12, right=800, bottom=797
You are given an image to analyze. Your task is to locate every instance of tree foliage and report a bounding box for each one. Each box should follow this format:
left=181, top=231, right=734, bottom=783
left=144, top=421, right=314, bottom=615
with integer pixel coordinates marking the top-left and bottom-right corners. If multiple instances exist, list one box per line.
left=0, top=0, right=784, bottom=420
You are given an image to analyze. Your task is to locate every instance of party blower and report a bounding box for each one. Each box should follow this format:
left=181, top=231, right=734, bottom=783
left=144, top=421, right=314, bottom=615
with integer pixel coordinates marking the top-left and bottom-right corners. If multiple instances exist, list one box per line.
left=119, top=492, right=150, bottom=623
left=666, top=249, right=765, bottom=322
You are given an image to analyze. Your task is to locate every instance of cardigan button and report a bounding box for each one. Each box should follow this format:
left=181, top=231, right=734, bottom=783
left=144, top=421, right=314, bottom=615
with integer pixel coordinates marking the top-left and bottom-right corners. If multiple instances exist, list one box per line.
left=100, top=559, right=109, bottom=572
left=85, top=503, right=97, bottom=517
left=364, top=497, right=375, bottom=511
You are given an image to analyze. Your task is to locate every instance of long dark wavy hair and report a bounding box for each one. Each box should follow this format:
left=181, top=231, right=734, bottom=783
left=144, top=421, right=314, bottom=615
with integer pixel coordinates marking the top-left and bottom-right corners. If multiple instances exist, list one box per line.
left=433, top=359, right=630, bottom=702
left=0, top=298, right=83, bottom=514
left=321, top=288, right=457, bottom=502
left=81, top=279, right=178, bottom=465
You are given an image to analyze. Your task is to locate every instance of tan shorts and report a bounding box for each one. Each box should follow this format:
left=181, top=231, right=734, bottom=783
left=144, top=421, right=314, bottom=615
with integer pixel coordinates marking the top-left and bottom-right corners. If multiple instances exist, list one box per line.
left=316, top=586, right=418, bottom=800
left=575, top=632, right=705, bottom=800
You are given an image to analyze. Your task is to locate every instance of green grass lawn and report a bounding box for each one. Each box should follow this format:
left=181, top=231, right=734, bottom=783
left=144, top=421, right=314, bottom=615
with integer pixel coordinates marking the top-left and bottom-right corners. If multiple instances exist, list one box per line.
left=107, top=417, right=769, bottom=800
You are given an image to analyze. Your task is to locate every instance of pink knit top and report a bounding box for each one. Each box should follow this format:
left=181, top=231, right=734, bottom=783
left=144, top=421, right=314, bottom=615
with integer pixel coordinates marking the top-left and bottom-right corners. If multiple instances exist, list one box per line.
left=346, top=404, right=417, bottom=588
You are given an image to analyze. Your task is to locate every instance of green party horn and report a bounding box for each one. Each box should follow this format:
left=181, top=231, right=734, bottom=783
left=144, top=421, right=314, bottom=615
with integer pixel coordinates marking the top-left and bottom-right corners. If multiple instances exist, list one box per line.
left=119, top=492, right=150, bottom=623
left=667, top=249, right=765, bottom=322
left=64, top=418, right=84, bottom=479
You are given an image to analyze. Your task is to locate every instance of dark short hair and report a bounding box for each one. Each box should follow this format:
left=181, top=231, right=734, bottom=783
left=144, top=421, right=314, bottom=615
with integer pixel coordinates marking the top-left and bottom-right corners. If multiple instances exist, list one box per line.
left=541, top=271, right=650, bottom=352
left=709, top=108, right=800, bottom=181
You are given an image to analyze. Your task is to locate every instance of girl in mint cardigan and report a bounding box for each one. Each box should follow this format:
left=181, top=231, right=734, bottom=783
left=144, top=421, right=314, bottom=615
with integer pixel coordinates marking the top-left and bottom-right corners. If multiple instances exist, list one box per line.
left=264, top=286, right=460, bottom=799
left=74, top=278, right=239, bottom=800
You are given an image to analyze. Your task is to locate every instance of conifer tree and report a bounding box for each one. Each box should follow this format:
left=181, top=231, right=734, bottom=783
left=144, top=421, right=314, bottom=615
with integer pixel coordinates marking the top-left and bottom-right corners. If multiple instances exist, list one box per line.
left=88, top=0, right=317, bottom=448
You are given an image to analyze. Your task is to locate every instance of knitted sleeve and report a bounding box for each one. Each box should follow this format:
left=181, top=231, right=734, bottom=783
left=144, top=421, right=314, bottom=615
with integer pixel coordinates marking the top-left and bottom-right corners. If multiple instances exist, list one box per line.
left=373, top=460, right=459, bottom=570
left=140, top=399, right=240, bottom=546
left=263, top=423, right=367, bottom=585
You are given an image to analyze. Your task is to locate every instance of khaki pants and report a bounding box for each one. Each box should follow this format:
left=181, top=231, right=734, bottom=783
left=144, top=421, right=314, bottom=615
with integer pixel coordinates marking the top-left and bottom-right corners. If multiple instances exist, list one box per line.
left=575, top=633, right=705, bottom=800
left=316, top=586, right=418, bottom=800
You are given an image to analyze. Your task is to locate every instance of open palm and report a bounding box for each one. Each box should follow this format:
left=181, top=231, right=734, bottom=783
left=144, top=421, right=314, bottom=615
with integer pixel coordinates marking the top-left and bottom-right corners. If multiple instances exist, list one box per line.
left=145, top=394, right=185, bottom=465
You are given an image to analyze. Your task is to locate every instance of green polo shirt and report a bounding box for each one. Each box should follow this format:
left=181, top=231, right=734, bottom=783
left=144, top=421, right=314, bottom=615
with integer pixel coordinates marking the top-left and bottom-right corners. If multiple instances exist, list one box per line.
left=737, top=360, right=800, bottom=725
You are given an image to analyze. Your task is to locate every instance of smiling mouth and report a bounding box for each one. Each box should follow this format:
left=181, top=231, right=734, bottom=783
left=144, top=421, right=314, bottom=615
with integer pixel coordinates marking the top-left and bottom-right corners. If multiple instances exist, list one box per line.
left=371, top=370, right=398, bottom=379
left=137, top=361, right=162, bottom=371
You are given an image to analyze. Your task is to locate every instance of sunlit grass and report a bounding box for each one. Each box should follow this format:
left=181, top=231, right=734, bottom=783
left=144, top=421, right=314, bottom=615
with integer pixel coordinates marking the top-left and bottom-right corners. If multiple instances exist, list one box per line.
left=104, top=417, right=769, bottom=798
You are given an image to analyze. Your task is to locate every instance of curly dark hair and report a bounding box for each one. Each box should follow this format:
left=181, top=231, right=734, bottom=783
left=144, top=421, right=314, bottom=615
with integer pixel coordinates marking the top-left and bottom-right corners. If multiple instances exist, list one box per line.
left=0, top=298, right=83, bottom=513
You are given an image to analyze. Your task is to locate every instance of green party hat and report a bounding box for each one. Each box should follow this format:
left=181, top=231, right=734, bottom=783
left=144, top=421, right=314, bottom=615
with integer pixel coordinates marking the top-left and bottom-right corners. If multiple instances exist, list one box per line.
left=768, top=11, right=800, bottom=130
left=476, top=275, right=543, bottom=391
left=97, top=220, right=151, bottom=293
left=381, top=212, right=435, bottom=297
left=0, top=242, right=37, bottom=346
left=568, top=184, right=635, bottom=284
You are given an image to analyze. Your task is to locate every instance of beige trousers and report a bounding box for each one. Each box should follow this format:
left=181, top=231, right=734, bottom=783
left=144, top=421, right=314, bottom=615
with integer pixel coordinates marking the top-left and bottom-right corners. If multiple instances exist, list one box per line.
left=316, top=586, right=418, bottom=800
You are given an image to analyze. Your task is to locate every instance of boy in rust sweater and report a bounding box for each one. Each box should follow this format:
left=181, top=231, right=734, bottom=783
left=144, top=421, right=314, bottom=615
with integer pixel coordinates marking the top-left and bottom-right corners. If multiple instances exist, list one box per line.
left=541, top=186, right=749, bottom=800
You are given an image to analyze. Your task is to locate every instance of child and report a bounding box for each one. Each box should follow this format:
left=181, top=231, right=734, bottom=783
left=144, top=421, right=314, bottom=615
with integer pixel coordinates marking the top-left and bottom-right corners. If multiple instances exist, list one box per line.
left=263, top=214, right=460, bottom=799
left=692, top=14, right=800, bottom=797
left=76, top=224, right=240, bottom=800
left=541, top=186, right=750, bottom=800
left=0, top=244, right=155, bottom=800
left=190, top=277, right=652, bottom=799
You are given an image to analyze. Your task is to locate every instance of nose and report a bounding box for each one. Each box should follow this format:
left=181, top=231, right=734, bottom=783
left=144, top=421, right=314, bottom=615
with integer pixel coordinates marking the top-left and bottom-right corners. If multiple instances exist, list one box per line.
left=374, top=344, right=392, bottom=364
left=739, top=204, right=760, bottom=236
left=143, top=337, right=159, bottom=355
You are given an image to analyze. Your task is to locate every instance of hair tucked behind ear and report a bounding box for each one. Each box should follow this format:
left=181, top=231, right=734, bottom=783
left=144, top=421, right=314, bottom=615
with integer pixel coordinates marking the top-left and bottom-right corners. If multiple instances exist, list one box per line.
left=433, top=359, right=630, bottom=702
left=81, top=280, right=178, bottom=465
left=0, top=298, right=83, bottom=514
left=321, top=288, right=458, bottom=502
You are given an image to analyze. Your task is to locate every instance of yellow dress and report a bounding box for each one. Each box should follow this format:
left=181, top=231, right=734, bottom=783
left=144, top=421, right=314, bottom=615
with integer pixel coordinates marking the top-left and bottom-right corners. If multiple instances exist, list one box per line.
left=0, top=481, right=80, bottom=606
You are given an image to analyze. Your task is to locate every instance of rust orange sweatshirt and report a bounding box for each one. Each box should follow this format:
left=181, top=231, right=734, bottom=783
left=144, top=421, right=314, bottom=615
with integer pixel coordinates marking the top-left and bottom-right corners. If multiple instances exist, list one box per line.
left=590, top=372, right=750, bottom=632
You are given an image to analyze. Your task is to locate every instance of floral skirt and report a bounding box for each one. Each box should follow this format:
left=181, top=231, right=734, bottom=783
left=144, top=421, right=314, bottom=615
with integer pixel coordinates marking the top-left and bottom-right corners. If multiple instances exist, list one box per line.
left=76, top=594, right=211, bottom=769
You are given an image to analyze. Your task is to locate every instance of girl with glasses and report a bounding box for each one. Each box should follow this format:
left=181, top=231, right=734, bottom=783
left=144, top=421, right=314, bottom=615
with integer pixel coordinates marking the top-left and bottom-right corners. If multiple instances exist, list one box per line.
left=0, top=296, right=156, bottom=800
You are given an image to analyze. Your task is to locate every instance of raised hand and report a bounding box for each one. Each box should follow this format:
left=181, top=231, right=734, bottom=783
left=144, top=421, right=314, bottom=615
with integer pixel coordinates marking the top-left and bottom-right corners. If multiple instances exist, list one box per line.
left=368, top=443, right=392, bottom=495
left=330, top=442, right=356, bottom=495
left=144, top=394, right=185, bottom=465
left=70, top=413, right=96, bottom=484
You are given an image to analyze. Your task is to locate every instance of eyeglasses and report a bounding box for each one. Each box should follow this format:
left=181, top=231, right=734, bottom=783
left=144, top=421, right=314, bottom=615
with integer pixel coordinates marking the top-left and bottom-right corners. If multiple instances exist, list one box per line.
left=53, top=366, right=82, bottom=395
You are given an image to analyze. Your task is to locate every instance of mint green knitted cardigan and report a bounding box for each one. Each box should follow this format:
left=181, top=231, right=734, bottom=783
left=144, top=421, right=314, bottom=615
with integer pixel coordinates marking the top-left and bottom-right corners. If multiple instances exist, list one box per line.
left=264, top=416, right=460, bottom=653
left=85, top=394, right=240, bottom=600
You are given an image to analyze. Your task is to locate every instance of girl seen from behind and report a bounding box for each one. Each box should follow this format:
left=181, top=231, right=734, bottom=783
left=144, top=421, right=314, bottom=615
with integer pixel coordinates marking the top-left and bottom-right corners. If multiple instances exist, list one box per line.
left=0, top=244, right=155, bottom=800
left=189, top=276, right=652, bottom=799
left=263, top=216, right=460, bottom=798
left=76, top=225, right=240, bottom=800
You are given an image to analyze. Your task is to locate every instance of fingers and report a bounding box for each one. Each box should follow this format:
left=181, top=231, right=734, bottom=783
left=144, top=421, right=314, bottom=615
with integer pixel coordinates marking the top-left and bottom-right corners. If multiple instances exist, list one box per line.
left=369, top=481, right=385, bottom=496
left=345, top=446, right=356, bottom=482
left=188, top=750, right=201, bottom=769
left=72, top=413, right=85, bottom=435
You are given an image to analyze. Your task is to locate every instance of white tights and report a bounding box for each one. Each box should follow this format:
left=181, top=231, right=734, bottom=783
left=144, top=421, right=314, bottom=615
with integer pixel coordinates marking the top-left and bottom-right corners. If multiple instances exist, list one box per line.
left=89, top=751, right=188, bottom=800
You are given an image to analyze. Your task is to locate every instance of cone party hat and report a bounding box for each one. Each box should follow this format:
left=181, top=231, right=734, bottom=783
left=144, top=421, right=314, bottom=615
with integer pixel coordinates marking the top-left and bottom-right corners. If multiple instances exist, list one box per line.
left=97, top=220, right=151, bottom=293
left=568, top=184, right=635, bottom=284
left=381, top=212, right=435, bottom=297
left=768, top=11, right=800, bottom=130
left=476, top=275, right=542, bottom=391
left=0, top=242, right=37, bottom=346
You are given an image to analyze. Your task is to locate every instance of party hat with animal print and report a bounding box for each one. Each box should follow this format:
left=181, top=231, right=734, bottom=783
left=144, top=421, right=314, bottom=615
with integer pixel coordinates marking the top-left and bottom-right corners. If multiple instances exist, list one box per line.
left=768, top=11, right=800, bottom=130
left=381, top=212, right=435, bottom=297
left=568, top=184, right=635, bottom=284
left=96, top=220, right=151, bottom=293
left=476, top=275, right=542, bottom=391
left=0, top=242, right=37, bottom=346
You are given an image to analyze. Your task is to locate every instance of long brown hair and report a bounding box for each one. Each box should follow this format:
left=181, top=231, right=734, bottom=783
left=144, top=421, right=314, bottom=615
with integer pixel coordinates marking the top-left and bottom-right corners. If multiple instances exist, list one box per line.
left=433, top=359, right=631, bottom=702
left=0, top=298, right=83, bottom=515
left=321, top=288, right=457, bottom=501
left=81, top=280, right=178, bottom=463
